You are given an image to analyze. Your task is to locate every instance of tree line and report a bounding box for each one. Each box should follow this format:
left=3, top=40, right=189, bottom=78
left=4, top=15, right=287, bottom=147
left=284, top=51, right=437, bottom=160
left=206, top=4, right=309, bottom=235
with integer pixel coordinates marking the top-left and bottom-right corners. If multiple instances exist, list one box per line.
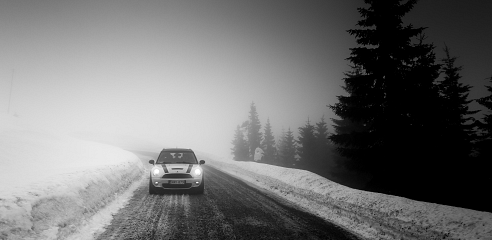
left=231, top=0, right=492, bottom=212
left=231, top=102, right=337, bottom=171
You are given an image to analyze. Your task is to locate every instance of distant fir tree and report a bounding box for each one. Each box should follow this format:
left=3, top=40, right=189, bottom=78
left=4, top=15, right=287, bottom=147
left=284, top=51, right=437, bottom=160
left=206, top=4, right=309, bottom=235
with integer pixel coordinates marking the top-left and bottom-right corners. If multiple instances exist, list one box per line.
left=261, top=118, right=276, bottom=163
left=275, top=128, right=285, bottom=163
left=231, top=125, right=249, bottom=161
left=475, top=75, right=492, bottom=161
left=314, top=116, right=329, bottom=153
left=297, top=118, right=317, bottom=168
left=314, top=116, right=335, bottom=169
left=437, top=45, right=479, bottom=162
left=247, top=102, right=262, bottom=160
left=329, top=0, right=442, bottom=196
left=279, top=128, right=297, bottom=167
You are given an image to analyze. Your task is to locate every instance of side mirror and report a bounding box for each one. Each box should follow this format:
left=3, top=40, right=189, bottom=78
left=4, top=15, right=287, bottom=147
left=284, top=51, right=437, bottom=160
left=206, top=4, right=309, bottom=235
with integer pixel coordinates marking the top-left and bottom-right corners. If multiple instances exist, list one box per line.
left=199, top=160, right=205, bottom=165
left=149, top=159, right=155, bottom=165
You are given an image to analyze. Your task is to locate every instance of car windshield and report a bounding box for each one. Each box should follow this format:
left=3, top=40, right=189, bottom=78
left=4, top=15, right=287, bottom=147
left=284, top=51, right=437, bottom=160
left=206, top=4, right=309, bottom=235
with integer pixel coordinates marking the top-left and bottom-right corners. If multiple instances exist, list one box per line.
left=156, top=151, right=197, bottom=164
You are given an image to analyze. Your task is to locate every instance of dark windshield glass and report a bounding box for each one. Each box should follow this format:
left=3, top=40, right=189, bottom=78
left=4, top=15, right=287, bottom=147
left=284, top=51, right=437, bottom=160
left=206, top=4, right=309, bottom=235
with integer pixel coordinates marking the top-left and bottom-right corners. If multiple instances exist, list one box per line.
left=156, top=151, right=197, bottom=164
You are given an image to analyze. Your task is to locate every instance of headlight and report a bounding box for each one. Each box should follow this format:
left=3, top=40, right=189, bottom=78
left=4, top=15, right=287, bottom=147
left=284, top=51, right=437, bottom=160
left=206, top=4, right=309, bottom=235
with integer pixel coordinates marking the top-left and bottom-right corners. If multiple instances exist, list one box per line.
left=152, top=169, right=160, bottom=176
left=194, top=168, right=202, bottom=176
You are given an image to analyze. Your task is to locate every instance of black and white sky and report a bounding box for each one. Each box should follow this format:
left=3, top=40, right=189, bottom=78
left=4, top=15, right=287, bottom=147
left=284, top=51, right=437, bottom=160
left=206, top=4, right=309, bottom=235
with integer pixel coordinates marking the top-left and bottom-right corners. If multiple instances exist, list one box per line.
left=1, top=0, right=491, bottom=157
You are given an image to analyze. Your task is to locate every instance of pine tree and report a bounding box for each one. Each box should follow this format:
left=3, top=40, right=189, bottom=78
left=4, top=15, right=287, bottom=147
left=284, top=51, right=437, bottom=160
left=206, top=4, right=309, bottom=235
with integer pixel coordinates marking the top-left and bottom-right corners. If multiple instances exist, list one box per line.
left=231, top=125, right=249, bottom=161
left=314, top=116, right=335, bottom=170
left=279, top=128, right=297, bottom=167
left=247, top=102, right=262, bottom=160
left=460, top=75, right=492, bottom=212
left=330, top=118, right=369, bottom=171
left=475, top=75, right=492, bottom=161
left=436, top=45, right=479, bottom=163
left=275, top=129, right=285, bottom=164
left=297, top=118, right=317, bottom=168
left=261, top=118, right=276, bottom=163
left=329, top=0, right=442, bottom=195
left=330, top=66, right=371, bottom=171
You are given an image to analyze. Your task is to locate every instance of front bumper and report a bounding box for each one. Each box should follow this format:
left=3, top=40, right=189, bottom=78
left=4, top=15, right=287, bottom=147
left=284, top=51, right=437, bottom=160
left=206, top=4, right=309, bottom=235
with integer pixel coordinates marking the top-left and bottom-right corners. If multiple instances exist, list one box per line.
left=151, top=176, right=203, bottom=189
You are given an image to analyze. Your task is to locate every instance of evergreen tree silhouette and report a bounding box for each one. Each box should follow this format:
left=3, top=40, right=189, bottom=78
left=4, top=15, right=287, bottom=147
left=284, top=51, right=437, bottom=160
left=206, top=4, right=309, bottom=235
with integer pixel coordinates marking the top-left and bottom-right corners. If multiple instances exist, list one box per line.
left=475, top=75, right=492, bottom=164
left=247, top=102, right=262, bottom=160
left=437, top=45, right=479, bottom=163
left=231, top=125, right=249, bottom=161
left=279, top=128, right=297, bottom=167
left=330, top=0, right=442, bottom=196
left=314, top=116, right=336, bottom=171
left=330, top=65, right=371, bottom=171
left=275, top=128, right=286, bottom=164
left=261, top=118, right=276, bottom=163
left=297, top=118, right=317, bottom=168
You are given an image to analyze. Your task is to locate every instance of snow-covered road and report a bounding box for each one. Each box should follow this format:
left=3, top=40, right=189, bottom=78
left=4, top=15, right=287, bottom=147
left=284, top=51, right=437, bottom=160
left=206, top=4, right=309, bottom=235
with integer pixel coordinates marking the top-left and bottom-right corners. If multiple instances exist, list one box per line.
left=91, top=165, right=360, bottom=240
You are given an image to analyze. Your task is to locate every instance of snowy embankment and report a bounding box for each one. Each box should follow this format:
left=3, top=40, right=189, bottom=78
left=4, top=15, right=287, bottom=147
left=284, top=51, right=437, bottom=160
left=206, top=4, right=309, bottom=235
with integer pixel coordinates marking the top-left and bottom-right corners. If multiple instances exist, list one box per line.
left=197, top=153, right=492, bottom=240
left=0, top=114, right=145, bottom=240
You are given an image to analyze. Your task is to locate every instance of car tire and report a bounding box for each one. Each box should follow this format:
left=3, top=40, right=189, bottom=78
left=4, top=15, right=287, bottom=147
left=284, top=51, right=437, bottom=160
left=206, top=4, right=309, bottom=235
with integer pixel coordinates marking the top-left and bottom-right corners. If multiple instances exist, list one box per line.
left=149, top=177, right=157, bottom=194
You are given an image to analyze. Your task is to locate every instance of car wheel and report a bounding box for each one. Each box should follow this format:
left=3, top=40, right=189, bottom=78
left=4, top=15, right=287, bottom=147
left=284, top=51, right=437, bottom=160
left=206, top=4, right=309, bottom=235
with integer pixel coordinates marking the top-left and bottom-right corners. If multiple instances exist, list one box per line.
left=149, top=177, right=157, bottom=194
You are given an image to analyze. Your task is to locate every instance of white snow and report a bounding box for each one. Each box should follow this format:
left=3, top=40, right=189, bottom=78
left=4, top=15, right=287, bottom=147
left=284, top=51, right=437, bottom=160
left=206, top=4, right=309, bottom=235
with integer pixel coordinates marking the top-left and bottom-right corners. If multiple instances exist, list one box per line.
left=2, top=112, right=492, bottom=240
left=0, top=114, right=145, bottom=240
left=65, top=175, right=147, bottom=240
left=197, top=153, right=492, bottom=240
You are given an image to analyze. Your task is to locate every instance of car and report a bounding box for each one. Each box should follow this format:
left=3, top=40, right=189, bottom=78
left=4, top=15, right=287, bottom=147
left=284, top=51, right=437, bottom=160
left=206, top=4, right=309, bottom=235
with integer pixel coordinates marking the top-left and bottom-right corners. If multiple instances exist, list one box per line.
left=148, top=148, right=205, bottom=194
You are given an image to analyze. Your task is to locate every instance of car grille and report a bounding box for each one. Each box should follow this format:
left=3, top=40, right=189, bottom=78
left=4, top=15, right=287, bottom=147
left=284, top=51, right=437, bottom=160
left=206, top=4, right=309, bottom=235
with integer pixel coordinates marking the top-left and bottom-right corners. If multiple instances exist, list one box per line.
left=162, top=173, right=193, bottom=178
left=162, top=183, right=192, bottom=189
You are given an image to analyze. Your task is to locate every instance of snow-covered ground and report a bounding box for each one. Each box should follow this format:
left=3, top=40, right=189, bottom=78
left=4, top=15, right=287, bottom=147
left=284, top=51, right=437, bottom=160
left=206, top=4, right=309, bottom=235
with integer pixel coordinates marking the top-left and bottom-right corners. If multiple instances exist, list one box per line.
left=2, top=112, right=492, bottom=240
left=197, top=153, right=492, bottom=240
left=0, top=114, right=145, bottom=240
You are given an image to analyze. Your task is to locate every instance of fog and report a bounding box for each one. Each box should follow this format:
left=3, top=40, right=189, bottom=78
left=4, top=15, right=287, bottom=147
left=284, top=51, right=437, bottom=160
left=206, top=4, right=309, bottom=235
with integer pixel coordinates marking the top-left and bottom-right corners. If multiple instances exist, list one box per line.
left=1, top=0, right=491, bottom=157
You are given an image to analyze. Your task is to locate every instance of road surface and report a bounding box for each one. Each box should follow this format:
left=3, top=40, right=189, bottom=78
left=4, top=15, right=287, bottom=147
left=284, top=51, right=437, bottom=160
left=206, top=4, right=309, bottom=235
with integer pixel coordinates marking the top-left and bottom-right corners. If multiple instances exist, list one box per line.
left=95, top=164, right=361, bottom=240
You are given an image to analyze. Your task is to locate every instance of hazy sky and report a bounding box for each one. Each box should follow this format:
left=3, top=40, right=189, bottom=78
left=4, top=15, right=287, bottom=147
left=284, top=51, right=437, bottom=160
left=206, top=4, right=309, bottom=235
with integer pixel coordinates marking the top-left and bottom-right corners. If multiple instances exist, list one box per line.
left=1, top=0, right=491, bottom=157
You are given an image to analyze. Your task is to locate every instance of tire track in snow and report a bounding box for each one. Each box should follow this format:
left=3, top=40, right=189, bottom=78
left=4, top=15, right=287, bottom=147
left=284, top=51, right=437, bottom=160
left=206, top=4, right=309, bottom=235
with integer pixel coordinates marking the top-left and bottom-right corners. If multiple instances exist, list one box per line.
left=94, top=165, right=362, bottom=240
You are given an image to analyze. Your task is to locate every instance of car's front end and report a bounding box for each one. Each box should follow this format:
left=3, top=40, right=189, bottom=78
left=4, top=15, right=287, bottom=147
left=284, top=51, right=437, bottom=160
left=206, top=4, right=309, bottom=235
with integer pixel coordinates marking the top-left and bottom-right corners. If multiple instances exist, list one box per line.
left=150, top=163, right=203, bottom=190
left=149, top=148, right=205, bottom=194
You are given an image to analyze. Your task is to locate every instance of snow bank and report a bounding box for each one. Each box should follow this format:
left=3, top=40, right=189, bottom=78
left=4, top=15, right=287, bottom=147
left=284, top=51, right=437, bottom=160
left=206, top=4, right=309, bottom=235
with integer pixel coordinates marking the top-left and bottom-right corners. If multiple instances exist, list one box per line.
left=197, top=153, right=492, bottom=240
left=0, top=114, right=145, bottom=240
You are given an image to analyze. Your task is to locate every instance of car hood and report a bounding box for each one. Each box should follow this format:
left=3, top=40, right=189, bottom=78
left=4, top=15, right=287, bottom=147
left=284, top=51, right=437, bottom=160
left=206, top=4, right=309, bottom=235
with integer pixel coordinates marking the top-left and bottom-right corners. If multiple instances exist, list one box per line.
left=159, top=163, right=196, bottom=174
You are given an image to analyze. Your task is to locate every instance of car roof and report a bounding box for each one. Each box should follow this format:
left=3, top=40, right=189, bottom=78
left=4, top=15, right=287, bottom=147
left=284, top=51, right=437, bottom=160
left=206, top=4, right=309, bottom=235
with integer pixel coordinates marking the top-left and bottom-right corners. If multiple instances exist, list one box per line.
left=160, top=148, right=194, bottom=152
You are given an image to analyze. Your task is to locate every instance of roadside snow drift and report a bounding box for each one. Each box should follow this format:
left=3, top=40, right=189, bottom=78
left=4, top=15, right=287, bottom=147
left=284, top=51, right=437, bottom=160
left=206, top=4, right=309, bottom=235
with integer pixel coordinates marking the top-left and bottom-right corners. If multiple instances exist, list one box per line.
left=197, top=153, right=492, bottom=240
left=0, top=114, right=144, bottom=240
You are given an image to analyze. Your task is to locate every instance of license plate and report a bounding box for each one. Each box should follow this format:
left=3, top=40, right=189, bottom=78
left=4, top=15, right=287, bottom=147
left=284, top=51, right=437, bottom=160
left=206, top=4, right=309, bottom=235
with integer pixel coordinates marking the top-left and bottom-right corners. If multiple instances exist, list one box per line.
left=169, top=180, right=185, bottom=184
